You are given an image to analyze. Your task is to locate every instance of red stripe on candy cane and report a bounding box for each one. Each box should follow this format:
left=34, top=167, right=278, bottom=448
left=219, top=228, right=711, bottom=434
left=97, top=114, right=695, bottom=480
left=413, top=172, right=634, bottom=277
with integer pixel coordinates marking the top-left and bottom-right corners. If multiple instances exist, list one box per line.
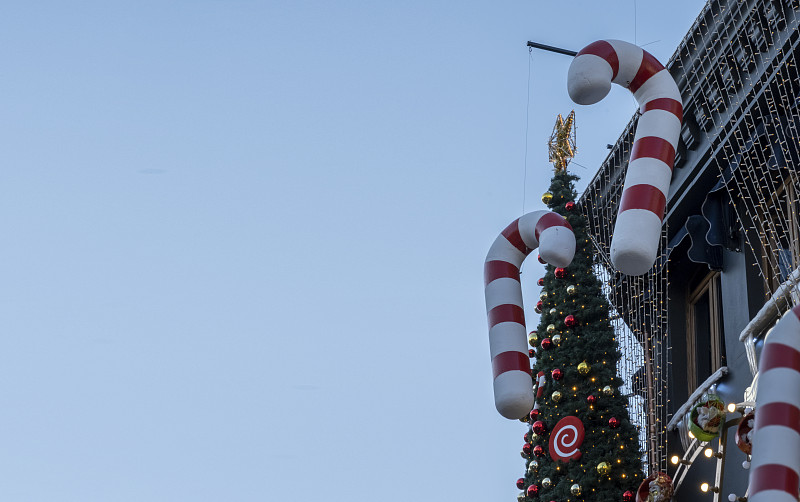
left=756, top=402, right=800, bottom=434
left=759, top=342, right=800, bottom=372
left=631, top=136, right=676, bottom=169
left=484, top=260, right=521, bottom=283
left=534, top=212, right=571, bottom=241
left=628, top=51, right=664, bottom=93
left=491, top=351, right=531, bottom=379
left=750, top=464, right=799, bottom=498
left=484, top=210, right=576, bottom=419
left=501, top=219, right=529, bottom=255
left=642, top=97, right=683, bottom=121
left=618, top=184, right=667, bottom=217
left=575, top=40, right=619, bottom=79
left=487, top=304, right=526, bottom=329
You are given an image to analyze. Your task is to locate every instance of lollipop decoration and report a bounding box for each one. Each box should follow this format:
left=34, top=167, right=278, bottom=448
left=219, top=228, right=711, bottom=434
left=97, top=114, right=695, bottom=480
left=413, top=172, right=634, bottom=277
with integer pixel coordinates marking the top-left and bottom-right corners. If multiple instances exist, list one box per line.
left=549, top=416, right=585, bottom=462
left=568, top=40, right=682, bottom=276
left=484, top=210, right=576, bottom=419
left=748, top=304, right=800, bottom=502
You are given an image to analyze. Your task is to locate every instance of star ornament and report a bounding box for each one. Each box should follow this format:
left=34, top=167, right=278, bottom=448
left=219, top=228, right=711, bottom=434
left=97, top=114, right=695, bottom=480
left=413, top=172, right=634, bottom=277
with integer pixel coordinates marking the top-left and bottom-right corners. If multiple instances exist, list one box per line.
left=548, top=110, right=577, bottom=172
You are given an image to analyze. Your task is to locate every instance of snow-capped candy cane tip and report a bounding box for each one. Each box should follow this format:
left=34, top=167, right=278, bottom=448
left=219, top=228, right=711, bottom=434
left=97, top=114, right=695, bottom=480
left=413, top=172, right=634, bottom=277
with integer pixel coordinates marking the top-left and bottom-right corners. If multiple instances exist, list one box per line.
left=568, top=40, right=682, bottom=276
left=484, top=210, right=575, bottom=419
left=748, top=304, right=800, bottom=502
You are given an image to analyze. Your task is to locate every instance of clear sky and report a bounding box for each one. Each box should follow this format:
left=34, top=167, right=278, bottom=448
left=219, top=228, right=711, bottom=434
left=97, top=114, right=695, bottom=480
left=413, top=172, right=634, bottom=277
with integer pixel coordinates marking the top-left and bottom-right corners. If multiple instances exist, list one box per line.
left=1, top=1, right=705, bottom=500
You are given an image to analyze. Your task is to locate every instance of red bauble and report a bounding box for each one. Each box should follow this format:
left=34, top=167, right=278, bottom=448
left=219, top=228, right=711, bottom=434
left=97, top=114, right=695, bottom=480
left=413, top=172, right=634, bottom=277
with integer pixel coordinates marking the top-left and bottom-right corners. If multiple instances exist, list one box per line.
left=527, top=485, right=540, bottom=497
left=564, top=314, right=577, bottom=327
left=529, top=409, right=540, bottom=421
left=587, top=394, right=597, bottom=404
left=528, top=349, right=536, bottom=358
left=555, top=267, right=568, bottom=279
left=565, top=201, right=576, bottom=211
left=522, top=443, right=532, bottom=455
left=532, top=420, right=547, bottom=435
left=533, top=445, right=545, bottom=457
left=516, top=478, right=525, bottom=489
left=609, top=417, right=620, bottom=429
left=537, top=278, right=545, bottom=286
left=524, top=431, right=532, bottom=442
left=536, top=300, right=543, bottom=310
left=551, top=368, right=564, bottom=380
left=537, top=254, right=546, bottom=264
left=541, top=338, right=553, bottom=350
left=623, top=490, right=634, bottom=502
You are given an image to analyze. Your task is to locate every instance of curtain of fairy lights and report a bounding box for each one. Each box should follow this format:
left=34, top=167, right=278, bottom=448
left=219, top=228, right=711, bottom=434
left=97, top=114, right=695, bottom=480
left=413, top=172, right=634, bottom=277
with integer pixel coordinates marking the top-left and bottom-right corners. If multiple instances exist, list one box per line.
left=580, top=123, right=672, bottom=476
left=671, top=0, right=800, bottom=312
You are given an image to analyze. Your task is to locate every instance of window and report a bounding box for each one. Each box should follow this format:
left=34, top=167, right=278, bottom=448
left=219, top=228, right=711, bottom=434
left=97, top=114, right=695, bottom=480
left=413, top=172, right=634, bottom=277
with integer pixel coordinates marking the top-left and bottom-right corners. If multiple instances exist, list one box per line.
left=686, top=272, right=724, bottom=393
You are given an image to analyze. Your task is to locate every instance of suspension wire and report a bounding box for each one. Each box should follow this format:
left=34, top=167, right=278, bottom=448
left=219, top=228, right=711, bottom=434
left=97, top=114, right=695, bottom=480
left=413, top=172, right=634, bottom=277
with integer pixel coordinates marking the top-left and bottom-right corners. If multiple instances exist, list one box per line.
left=523, top=47, right=533, bottom=215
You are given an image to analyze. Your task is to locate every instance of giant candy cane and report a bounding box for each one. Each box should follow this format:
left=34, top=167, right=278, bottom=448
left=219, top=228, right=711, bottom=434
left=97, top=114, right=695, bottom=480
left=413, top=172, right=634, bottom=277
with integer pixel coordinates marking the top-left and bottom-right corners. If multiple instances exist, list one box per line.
left=748, top=304, right=800, bottom=502
left=568, top=40, right=683, bottom=276
left=484, top=210, right=575, bottom=419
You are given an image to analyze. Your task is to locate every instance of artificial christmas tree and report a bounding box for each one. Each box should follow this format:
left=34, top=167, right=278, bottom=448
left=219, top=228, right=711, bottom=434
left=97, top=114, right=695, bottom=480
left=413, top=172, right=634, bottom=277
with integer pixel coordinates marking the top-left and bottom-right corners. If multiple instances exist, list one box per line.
left=519, top=113, right=644, bottom=502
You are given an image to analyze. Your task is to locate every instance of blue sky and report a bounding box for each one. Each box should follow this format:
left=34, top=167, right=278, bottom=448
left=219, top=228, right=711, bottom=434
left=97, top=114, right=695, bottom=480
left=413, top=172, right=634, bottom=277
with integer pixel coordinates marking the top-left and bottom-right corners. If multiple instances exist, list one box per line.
left=1, top=1, right=705, bottom=500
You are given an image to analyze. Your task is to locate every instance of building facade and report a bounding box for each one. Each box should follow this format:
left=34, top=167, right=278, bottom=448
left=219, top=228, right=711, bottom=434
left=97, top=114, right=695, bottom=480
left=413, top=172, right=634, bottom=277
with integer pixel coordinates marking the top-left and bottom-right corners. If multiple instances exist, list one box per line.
left=579, top=0, right=800, bottom=499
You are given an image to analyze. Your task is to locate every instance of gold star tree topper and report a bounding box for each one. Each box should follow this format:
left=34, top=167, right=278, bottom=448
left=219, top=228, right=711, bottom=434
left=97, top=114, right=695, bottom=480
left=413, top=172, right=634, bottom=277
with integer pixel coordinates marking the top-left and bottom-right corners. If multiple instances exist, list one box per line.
left=548, top=110, right=576, bottom=172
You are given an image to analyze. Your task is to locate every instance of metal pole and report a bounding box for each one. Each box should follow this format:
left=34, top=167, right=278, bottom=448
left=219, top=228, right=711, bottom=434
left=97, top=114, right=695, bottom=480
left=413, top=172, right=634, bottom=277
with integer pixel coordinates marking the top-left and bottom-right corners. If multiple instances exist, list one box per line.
left=526, top=41, right=578, bottom=57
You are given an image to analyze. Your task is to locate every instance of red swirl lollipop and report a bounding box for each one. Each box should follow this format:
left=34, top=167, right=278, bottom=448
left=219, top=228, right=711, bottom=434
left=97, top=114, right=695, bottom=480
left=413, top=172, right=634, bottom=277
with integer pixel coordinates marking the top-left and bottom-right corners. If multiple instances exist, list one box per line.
left=548, top=416, right=585, bottom=462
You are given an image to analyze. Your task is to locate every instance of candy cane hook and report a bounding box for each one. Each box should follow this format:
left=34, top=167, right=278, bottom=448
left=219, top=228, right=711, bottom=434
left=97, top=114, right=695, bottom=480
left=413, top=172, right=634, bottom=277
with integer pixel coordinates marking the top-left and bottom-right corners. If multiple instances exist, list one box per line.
left=484, top=210, right=575, bottom=419
left=567, top=40, right=683, bottom=276
left=748, top=304, right=800, bottom=502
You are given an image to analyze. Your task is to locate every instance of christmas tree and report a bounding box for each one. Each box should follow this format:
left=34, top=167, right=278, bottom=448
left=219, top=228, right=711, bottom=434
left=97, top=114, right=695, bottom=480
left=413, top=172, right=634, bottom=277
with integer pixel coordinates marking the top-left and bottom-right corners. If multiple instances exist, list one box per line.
left=518, top=114, right=643, bottom=502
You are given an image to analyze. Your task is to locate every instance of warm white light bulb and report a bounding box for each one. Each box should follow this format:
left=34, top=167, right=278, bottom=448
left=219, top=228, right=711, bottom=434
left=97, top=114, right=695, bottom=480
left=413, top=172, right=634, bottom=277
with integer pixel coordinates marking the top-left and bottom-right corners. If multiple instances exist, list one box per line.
left=727, top=403, right=736, bottom=413
left=704, top=448, right=714, bottom=458
left=701, top=482, right=710, bottom=493
left=671, top=455, right=680, bottom=465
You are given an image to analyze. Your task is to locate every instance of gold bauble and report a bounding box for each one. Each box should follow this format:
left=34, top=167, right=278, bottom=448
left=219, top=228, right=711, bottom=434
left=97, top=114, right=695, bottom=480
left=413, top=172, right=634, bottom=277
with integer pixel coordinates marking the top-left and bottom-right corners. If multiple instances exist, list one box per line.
left=517, top=492, right=526, bottom=502
left=549, top=308, right=557, bottom=315
left=578, top=361, right=591, bottom=375
left=567, top=285, right=577, bottom=295
left=528, top=333, right=538, bottom=347
left=546, top=324, right=556, bottom=334
left=531, top=433, right=540, bottom=442
left=570, top=483, right=582, bottom=496
left=552, top=334, right=561, bottom=345
left=552, top=390, right=562, bottom=402
left=603, top=385, right=614, bottom=396
left=539, top=291, right=548, bottom=300
left=542, top=192, right=553, bottom=204
left=542, top=477, right=552, bottom=488
left=597, top=461, right=611, bottom=475
left=527, top=460, right=539, bottom=473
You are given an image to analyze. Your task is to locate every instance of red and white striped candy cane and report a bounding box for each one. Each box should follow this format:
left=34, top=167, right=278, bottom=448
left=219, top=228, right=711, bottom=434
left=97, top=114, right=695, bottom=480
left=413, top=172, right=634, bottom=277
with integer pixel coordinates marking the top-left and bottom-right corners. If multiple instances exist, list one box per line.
left=533, top=371, right=547, bottom=411
left=567, top=40, right=683, bottom=276
left=748, top=304, right=800, bottom=502
left=484, top=210, right=575, bottom=419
